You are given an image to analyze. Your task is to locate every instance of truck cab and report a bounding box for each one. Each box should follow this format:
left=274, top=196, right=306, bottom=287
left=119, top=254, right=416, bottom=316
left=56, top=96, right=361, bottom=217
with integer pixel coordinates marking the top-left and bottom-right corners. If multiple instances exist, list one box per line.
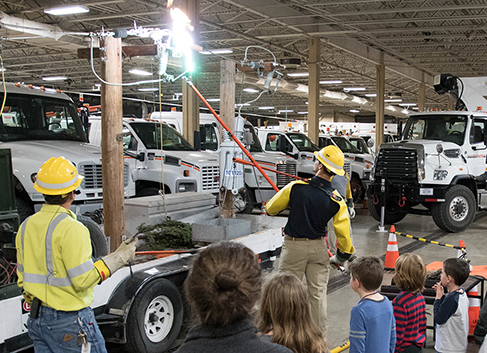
left=368, top=111, right=487, bottom=232
left=0, top=83, right=135, bottom=221
left=89, top=117, right=220, bottom=197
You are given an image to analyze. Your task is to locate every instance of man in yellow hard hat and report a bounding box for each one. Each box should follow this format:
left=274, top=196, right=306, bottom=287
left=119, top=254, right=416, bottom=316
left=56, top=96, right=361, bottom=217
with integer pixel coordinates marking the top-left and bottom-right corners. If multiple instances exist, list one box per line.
left=266, top=145, right=355, bottom=336
left=16, top=156, right=137, bottom=353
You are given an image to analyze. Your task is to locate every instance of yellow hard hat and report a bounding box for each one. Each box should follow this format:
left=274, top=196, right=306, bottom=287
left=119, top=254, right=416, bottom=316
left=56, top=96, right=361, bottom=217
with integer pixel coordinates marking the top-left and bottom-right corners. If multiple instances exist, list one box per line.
left=314, top=145, right=345, bottom=176
left=34, top=157, right=83, bottom=195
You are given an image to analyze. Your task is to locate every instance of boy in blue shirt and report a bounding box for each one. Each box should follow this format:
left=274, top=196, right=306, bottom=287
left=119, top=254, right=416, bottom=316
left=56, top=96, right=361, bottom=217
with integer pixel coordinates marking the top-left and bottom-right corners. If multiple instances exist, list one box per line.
left=349, top=256, right=396, bottom=353
left=433, top=258, right=470, bottom=353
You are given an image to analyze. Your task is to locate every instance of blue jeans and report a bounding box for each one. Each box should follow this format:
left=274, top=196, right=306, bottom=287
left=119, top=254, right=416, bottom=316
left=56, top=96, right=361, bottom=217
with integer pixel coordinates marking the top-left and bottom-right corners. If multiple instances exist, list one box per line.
left=27, top=306, right=107, bottom=353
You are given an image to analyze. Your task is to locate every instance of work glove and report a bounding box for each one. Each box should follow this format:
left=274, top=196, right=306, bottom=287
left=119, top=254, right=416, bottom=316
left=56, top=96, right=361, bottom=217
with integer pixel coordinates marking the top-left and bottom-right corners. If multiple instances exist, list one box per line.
left=346, top=199, right=355, bottom=219
left=95, top=236, right=137, bottom=282
left=329, top=255, right=345, bottom=267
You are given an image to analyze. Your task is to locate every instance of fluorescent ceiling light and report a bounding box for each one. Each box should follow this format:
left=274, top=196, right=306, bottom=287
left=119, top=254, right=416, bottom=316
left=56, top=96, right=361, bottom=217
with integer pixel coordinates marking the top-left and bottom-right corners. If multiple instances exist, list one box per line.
left=384, top=98, right=402, bottom=103
left=129, top=69, right=152, bottom=76
left=42, top=76, right=67, bottom=81
left=44, top=6, right=89, bottom=16
left=398, top=103, right=417, bottom=107
left=412, top=107, right=419, bottom=110
left=279, top=110, right=294, bottom=113
left=201, top=49, right=234, bottom=55
left=320, top=80, right=342, bottom=84
left=235, top=103, right=251, bottom=107
left=259, top=106, right=274, bottom=110
left=287, top=72, right=309, bottom=77
left=343, top=87, right=366, bottom=92
left=207, top=98, right=221, bottom=102
left=350, top=109, right=360, bottom=113
left=243, top=88, right=259, bottom=93
left=298, top=111, right=308, bottom=114
left=305, top=102, right=309, bottom=105
left=365, top=93, right=377, bottom=97
left=138, top=87, right=159, bottom=91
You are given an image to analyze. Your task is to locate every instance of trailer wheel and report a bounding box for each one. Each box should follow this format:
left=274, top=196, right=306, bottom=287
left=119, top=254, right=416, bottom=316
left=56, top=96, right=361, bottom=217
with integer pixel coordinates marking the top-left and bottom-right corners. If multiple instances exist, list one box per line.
left=77, top=215, right=108, bottom=260
left=124, top=278, right=183, bottom=353
left=236, top=186, right=257, bottom=214
left=431, top=185, right=475, bottom=233
left=351, top=175, right=364, bottom=202
left=367, top=191, right=407, bottom=224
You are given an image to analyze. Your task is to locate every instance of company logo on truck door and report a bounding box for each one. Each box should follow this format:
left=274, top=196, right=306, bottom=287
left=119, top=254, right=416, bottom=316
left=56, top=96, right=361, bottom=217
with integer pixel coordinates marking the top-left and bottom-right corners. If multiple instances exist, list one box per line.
left=467, top=154, right=486, bottom=159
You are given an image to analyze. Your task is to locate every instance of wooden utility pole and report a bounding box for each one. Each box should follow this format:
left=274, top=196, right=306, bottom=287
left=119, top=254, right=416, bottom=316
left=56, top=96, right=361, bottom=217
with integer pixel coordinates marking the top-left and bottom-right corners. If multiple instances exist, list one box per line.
left=100, top=36, right=125, bottom=251
left=376, top=55, right=385, bottom=151
left=308, top=37, right=320, bottom=144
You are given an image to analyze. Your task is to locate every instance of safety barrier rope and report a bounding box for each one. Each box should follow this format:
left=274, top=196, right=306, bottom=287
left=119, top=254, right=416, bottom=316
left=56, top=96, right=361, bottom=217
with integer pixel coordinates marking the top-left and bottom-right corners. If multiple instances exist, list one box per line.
left=330, top=341, right=350, bottom=353
left=393, top=231, right=464, bottom=250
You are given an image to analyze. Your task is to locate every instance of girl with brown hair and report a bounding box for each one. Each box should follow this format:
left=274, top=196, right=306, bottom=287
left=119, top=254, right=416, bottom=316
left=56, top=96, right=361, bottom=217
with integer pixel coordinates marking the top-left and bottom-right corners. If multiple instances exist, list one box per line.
left=257, top=273, right=327, bottom=353
left=176, top=241, right=292, bottom=353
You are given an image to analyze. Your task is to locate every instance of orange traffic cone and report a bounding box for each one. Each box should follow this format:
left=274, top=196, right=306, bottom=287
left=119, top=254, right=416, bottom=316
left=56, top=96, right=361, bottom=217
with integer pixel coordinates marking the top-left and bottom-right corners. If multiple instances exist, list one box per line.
left=457, top=240, right=466, bottom=259
left=260, top=201, right=266, bottom=215
left=468, top=284, right=481, bottom=336
left=384, top=225, right=399, bottom=269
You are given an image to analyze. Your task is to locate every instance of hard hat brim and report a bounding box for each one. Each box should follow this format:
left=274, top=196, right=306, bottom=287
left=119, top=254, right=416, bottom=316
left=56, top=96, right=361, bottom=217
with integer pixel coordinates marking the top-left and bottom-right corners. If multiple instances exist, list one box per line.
left=314, top=151, right=345, bottom=176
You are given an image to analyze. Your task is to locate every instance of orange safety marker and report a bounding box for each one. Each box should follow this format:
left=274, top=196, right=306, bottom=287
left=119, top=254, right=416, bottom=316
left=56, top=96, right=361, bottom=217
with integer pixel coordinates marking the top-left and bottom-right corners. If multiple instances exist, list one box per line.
left=468, top=283, right=481, bottom=336
left=260, top=201, right=266, bottom=215
left=384, top=225, right=399, bottom=269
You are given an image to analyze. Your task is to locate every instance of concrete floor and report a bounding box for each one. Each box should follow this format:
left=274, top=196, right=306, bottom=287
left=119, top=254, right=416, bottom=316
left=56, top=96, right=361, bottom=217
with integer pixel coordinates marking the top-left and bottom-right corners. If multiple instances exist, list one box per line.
left=268, top=204, right=487, bottom=353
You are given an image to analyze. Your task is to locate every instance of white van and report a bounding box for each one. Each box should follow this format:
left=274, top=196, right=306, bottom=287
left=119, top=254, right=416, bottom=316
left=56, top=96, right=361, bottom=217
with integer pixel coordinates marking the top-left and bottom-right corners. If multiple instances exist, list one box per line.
left=89, top=116, right=220, bottom=197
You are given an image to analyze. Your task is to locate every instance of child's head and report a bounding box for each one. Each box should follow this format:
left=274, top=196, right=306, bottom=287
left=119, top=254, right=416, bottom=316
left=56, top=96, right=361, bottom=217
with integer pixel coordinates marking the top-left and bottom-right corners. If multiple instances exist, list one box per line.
left=258, top=273, right=326, bottom=353
left=348, top=256, right=383, bottom=291
left=394, top=253, right=426, bottom=294
left=441, top=258, right=470, bottom=287
left=184, top=241, right=262, bottom=327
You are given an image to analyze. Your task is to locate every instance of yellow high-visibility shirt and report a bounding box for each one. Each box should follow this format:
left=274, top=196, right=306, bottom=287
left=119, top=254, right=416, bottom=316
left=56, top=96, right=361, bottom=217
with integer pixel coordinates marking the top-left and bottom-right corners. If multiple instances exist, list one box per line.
left=16, top=204, right=102, bottom=311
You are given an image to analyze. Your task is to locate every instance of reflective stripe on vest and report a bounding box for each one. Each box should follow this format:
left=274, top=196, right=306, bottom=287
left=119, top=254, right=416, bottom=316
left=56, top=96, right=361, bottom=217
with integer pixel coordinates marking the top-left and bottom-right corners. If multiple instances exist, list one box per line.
left=21, top=213, right=73, bottom=287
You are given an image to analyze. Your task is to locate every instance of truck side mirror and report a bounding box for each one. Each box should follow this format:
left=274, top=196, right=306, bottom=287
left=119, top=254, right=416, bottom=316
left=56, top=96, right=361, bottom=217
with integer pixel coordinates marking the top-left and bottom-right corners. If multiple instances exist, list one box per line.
left=243, top=130, right=253, bottom=146
left=367, top=139, right=375, bottom=148
left=193, top=130, right=201, bottom=151
left=137, top=152, right=145, bottom=162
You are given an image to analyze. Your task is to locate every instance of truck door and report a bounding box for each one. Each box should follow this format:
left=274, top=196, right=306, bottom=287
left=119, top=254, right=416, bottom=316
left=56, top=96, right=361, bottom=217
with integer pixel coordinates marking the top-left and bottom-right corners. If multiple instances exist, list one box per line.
left=122, top=124, right=145, bottom=178
left=468, top=118, right=487, bottom=177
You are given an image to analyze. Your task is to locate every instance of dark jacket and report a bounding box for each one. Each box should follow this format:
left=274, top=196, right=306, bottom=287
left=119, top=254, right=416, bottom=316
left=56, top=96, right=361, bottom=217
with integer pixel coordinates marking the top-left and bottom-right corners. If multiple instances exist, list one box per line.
left=175, top=319, right=292, bottom=353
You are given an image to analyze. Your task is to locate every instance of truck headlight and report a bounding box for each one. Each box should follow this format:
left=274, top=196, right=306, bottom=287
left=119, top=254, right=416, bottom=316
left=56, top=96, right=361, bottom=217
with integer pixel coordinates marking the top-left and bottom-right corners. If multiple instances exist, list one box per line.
left=369, top=167, right=375, bottom=181
left=417, top=151, right=425, bottom=182
left=177, top=182, right=196, bottom=192
left=433, top=170, right=448, bottom=180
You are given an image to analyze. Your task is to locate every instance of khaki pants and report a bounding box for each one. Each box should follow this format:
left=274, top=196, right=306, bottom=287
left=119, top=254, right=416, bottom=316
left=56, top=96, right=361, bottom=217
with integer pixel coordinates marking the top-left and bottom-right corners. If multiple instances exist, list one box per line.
left=278, top=237, right=330, bottom=336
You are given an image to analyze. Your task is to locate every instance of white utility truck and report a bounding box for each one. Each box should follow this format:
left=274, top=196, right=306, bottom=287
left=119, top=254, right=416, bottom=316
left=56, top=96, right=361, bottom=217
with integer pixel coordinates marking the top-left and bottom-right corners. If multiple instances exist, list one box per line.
left=89, top=117, right=220, bottom=197
left=149, top=111, right=297, bottom=212
left=0, top=83, right=135, bottom=222
left=368, top=74, right=487, bottom=232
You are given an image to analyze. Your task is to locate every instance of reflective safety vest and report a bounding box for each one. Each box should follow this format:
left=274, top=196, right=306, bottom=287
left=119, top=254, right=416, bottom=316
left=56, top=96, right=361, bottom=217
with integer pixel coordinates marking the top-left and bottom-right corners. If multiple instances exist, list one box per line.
left=16, top=204, right=102, bottom=311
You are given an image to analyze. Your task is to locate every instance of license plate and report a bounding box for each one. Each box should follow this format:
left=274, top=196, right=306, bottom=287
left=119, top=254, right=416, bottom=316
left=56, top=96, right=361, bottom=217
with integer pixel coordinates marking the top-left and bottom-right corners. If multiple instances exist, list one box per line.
left=420, top=188, right=433, bottom=196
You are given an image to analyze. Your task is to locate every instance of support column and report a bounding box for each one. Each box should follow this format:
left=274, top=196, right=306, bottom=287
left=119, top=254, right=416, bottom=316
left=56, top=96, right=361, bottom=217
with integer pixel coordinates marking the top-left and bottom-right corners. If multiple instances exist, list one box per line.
left=308, top=37, right=320, bottom=145
left=376, top=57, right=385, bottom=151
left=100, top=36, right=124, bottom=251
left=418, top=73, right=426, bottom=112
left=182, top=0, right=200, bottom=147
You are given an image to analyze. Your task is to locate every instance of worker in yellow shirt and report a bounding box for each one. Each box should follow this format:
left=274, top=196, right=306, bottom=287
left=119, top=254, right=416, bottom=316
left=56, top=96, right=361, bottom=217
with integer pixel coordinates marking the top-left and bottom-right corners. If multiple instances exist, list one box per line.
left=16, top=157, right=137, bottom=353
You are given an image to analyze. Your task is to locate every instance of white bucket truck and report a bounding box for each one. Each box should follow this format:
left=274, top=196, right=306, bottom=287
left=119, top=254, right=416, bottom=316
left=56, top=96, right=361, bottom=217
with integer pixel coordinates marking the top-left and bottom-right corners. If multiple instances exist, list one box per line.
left=149, top=111, right=297, bottom=212
left=0, top=83, right=135, bottom=221
left=368, top=74, right=487, bottom=232
left=89, top=116, right=221, bottom=197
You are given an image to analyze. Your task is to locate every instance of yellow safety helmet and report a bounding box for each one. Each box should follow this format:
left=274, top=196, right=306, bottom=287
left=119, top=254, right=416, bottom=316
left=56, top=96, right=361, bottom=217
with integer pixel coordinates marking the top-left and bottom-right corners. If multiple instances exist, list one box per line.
left=314, top=145, right=345, bottom=176
left=34, top=157, right=83, bottom=196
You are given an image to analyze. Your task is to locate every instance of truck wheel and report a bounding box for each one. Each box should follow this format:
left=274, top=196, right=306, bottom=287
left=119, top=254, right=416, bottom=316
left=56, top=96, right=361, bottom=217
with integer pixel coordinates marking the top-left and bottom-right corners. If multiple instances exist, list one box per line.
left=431, top=185, right=476, bottom=233
left=351, top=175, right=364, bottom=202
left=77, top=215, right=108, bottom=260
left=124, top=279, right=183, bottom=353
left=241, top=187, right=257, bottom=214
left=15, top=196, right=34, bottom=223
left=367, top=191, right=407, bottom=224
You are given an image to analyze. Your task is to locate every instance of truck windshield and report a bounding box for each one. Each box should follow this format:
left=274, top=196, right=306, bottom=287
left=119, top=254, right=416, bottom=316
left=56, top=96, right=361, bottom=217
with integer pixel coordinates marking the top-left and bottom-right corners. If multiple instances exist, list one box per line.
left=0, top=93, right=86, bottom=142
left=331, top=136, right=360, bottom=153
left=403, top=114, right=467, bottom=145
left=349, top=137, right=368, bottom=154
left=287, top=133, right=319, bottom=152
left=129, top=122, right=195, bottom=151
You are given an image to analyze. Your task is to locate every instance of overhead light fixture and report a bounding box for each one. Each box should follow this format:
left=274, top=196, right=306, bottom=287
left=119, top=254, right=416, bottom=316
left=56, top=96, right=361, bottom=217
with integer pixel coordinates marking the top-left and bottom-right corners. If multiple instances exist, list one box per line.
left=207, top=98, right=221, bottom=102
left=235, top=103, right=251, bottom=107
left=201, top=49, right=234, bottom=55
left=42, top=76, right=67, bottom=81
left=350, top=109, right=360, bottom=113
left=412, top=107, right=419, bottom=110
left=399, top=103, right=417, bottom=107
left=279, top=110, right=294, bottom=113
left=343, top=87, right=366, bottom=92
left=297, top=111, right=308, bottom=114
left=384, top=98, right=402, bottom=103
left=138, top=87, right=159, bottom=91
left=319, top=80, right=342, bottom=84
left=365, top=93, right=377, bottom=97
left=243, top=88, right=259, bottom=93
left=129, top=69, right=152, bottom=76
left=44, top=5, right=89, bottom=16
left=287, top=72, right=309, bottom=77
left=259, top=106, right=275, bottom=110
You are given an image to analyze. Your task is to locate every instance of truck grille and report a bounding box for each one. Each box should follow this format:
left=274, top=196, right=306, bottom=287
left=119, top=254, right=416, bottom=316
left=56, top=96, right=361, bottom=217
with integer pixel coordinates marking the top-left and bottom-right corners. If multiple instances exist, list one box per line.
left=79, top=163, right=130, bottom=189
left=276, top=163, right=297, bottom=188
left=375, top=148, right=417, bottom=183
left=202, top=165, right=220, bottom=191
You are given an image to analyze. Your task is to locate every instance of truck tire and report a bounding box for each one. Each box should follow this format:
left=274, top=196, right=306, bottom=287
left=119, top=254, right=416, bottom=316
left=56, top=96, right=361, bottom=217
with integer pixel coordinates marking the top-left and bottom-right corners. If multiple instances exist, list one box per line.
left=124, top=278, right=183, bottom=353
left=77, top=215, right=108, bottom=260
left=241, top=187, right=257, bottom=214
left=15, top=196, right=34, bottom=223
left=351, top=175, right=364, bottom=202
left=431, top=185, right=476, bottom=233
left=367, top=191, right=407, bottom=224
